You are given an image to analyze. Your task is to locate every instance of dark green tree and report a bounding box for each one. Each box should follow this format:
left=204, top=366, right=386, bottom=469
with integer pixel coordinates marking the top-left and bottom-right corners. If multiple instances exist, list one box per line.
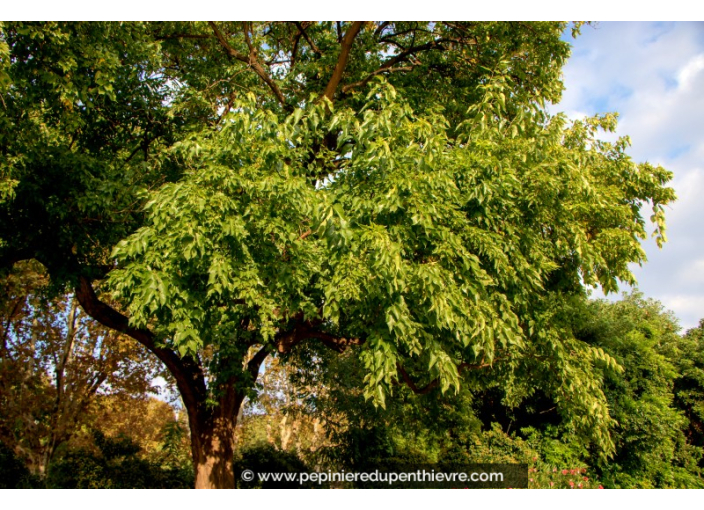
left=560, top=294, right=702, bottom=487
left=673, top=320, right=704, bottom=454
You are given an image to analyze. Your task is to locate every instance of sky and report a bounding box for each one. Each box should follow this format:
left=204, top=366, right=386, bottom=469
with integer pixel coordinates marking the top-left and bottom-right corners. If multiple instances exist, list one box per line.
left=552, top=22, right=704, bottom=331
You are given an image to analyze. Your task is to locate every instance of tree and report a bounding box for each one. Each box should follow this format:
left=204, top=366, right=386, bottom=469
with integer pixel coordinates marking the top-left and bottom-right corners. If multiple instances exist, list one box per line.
left=0, top=262, right=165, bottom=476
left=0, top=22, right=676, bottom=488
left=294, top=293, right=703, bottom=488
left=673, top=320, right=704, bottom=453
left=580, top=294, right=703, bottom=487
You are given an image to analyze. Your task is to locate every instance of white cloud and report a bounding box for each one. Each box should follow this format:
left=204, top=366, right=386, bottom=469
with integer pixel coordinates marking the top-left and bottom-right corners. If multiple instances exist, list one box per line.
left=660, top=294, right=704, bottom=332
left=677, top=54, right=704, bottom=90
left=675, top=259, right=704, bottom=285
left=556, top=22, right=704, bottom=330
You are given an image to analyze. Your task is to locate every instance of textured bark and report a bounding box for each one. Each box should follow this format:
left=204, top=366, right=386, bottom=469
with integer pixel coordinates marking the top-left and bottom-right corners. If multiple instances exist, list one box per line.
left=323, top=21, right=364, bottom=100
left=191, top=409, right=239, bottom=489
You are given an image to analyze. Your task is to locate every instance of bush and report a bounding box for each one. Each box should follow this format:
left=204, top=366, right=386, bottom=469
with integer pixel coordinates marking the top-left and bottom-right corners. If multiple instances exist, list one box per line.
left=0, top=442, right=41, bottom=488
left=47, top=432, right=193, bottom=489
left=233, top=443, right=314, bottom=489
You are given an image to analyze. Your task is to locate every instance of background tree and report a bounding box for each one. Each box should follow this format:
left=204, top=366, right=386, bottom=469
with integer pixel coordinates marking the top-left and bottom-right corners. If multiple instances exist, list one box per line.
left=235, top=355, right=329, bottom=454
left=1, top=22, right=676, bottom=488
left=277, top=293, right=703, bottom=488
left=0, top=261, right=165, bottom=476
left=673, top=320, right=704, bottom=453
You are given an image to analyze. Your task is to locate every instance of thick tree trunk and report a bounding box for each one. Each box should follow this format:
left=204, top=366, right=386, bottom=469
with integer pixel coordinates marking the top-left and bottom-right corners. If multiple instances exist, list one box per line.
left=192, top=416, right=238, bottom=489
left=189, top=389, right=248, bottom=489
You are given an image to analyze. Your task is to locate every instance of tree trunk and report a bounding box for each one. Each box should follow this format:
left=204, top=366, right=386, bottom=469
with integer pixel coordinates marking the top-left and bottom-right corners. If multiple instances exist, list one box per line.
left=189, top=389, right=248, bottom=489
left=192, top=416, right=237, bottom=489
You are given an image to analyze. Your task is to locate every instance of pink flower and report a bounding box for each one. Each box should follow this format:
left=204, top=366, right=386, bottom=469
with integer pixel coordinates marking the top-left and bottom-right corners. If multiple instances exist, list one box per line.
left=598, top=485, right=604, bottom=489
left=562, top=469, right=569, bottom=475
left=583, top=477, right=589, bottom=481
left=569, top=481, right=575, bottom=488
left=549, top=482, right=554, bottom=487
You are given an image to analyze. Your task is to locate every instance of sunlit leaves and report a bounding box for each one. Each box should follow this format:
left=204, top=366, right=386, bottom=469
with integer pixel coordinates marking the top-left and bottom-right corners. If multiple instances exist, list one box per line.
left=2, top=22, right=678, bottom=461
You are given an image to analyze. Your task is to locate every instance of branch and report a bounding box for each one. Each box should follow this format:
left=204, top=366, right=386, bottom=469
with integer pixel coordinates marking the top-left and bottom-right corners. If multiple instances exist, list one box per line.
left=208, top=21, right=288, bottom=107
left=373, top=21, right=391, bottom=38
left=207, top=21, right=249, bottom=62
left=290, top=29, right=302, bottom=69
left=1, top=296, right=25, bottom=356
left=323, top=21, right=365, bottom=101
left=341, top=40, right=444, bottom=94
left=274, top=316, right=364, bottom=354
left=54, top=298, right=79, bottom=411
left=216, top=91, right=237, bottom=125
left=293, top=22, right=322, bottom=57
left=247, top=345, right=270, bottom=381
left=275, top=319, right=306, bottom=353
left=396, top=362, right=439, bottom=395
left=74, top=276, right=207, bottom=415
left=0, top=247, right=35, bottom=272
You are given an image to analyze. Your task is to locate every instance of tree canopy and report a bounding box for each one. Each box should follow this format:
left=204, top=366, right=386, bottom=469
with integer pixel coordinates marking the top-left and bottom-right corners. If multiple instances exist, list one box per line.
left=0, top=21, right=676, bottom=488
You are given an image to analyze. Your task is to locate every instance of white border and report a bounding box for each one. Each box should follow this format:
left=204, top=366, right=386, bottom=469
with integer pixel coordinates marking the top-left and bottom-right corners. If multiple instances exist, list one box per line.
left=1, top=3, right=703, bottom=21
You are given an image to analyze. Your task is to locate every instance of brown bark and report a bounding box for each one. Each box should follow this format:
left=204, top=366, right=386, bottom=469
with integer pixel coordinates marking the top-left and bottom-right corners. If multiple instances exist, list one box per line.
left=323, top=21, right=364, bottom=101
left=191, top=345, right=268, bottom=489
left=208, top=21, right=288, bottom=108
left=191, top=407, right=239, bottom=489
left=74, top=276, right=207, bottom=421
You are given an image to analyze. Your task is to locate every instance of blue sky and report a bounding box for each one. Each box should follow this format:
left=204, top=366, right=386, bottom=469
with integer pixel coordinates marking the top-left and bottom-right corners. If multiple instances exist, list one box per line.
left=554, top=22, right=704, bottom=331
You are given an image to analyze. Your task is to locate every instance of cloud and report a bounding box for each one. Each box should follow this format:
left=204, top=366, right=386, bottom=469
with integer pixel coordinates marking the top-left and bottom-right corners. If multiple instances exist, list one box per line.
left=556, top=22, right=704, bottom=330
left=678, top=54, right=704, bottom=90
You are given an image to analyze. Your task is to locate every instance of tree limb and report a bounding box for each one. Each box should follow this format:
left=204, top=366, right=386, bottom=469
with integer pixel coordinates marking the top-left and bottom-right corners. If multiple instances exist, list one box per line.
left=341, top=40, right=444, bottom=94
left=74, top=276, right=207, bottom=417
left=293, top=22, right=322, bottom=57
left=247, top=345, right=270, bottom=381
left=323, top=21, right=365, bottom=101
left=1, top=296, right=25, bottom=356
left=208, top=21, right=288, bottom=107
left=274, top=316, right=364, bottom=354
left=396, top=362, right=439, bottom=395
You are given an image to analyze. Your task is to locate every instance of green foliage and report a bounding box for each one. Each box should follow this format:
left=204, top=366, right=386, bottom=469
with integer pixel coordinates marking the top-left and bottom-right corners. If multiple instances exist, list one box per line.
left=233, top=443, right=314, bottom=489
left=108, top=75, right=674, bottom=451
left=0, top=22, right=682, bottom=485
left=567, top=293, right=703, bottom=487
left=46, top=431, right=193, bottom=489
left=674, top=320, right=704, bottom=450
left=275, top=293, right=704, bottom=488
left=0, top=22, right=179, bottom=280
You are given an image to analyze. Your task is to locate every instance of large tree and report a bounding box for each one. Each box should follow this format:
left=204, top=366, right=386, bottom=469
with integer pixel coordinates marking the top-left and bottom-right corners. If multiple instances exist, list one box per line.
left=0, top=21, right=675, bottom=488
